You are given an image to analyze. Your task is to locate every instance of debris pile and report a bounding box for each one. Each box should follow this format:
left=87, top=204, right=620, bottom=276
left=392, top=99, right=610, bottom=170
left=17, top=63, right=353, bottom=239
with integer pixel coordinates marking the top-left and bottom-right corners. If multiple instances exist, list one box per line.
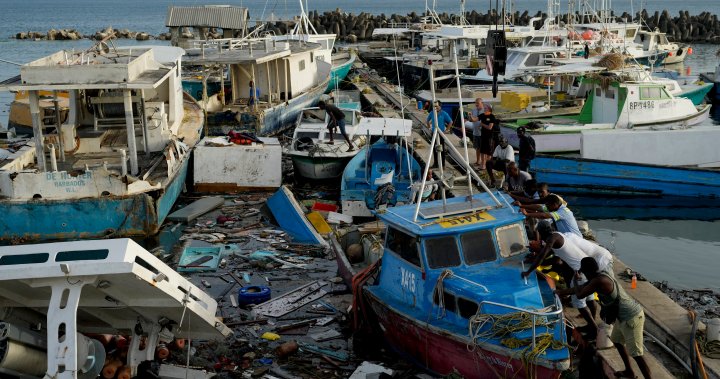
left=654, top=281, right=720, bottom=323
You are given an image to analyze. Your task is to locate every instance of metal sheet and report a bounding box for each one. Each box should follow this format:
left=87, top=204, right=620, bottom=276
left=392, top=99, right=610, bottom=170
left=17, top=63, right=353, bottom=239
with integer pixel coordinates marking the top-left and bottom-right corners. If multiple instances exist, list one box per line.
left=166, top=6, right=248, bottom=30
left=251, top=280, right=328, bottom=318
left=166, top=196, right=224, bottom=222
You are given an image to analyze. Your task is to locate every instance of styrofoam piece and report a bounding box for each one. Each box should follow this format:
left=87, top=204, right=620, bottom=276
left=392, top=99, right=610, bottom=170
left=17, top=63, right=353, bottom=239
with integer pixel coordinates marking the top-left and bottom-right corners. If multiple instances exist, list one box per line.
left=167, top=196, right=224, bottom=222
left=349, top=361, right=394, bottom=379
left=327, top=211, right=353, bottom=224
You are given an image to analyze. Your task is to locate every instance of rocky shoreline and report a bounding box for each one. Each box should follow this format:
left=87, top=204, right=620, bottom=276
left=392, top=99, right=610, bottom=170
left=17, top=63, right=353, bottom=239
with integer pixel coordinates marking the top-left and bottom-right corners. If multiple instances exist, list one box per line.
left=654, top=280, right=720, bottom=324
left=12, top=8, right=720, bottom=43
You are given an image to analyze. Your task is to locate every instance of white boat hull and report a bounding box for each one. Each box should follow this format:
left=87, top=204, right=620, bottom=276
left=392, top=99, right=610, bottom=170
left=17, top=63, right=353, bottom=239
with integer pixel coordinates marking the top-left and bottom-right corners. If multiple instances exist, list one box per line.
left=290, top=154, right=352, bottom=180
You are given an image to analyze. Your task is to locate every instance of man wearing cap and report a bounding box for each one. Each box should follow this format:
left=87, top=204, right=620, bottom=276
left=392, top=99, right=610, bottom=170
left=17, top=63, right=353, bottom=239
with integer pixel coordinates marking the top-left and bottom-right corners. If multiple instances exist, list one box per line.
left=517, top=126, right=536, bottom=172
left=485, top=135, right=514, bottom=188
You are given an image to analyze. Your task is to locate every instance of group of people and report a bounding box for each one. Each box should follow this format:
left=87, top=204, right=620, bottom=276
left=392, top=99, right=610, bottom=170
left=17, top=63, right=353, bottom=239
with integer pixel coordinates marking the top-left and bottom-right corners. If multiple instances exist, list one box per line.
left=514, top=187, right=652, bottom=379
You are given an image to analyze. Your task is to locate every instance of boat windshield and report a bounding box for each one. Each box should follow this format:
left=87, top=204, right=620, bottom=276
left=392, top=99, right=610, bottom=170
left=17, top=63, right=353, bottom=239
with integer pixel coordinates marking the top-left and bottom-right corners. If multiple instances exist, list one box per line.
left=506, top=51, right=526, bottom=67
left=387, top=227, right=421, bottom=267
left=495, top=223, right=527, bottom=257
left=424, top=235, right=461, bottom=269
left=460, top=229, right=497, bottom=265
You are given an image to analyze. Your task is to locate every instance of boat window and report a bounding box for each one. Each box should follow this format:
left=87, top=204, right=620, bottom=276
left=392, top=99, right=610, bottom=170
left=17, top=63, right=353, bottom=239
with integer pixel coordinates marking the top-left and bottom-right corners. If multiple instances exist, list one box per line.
left=506, top=51, right=525, bottom=66
left=496, top=224, right=527, bottom=258
left=595, top=87, right=602, bottom=97
left=310, top=53, right=314, bottom=63
left=461, top=229, right=496, bottom=264
left=424, top=236, right=461, bottom=269
left=605, top=89, right=615, bottom=99
left=457, top=297, right=479, bottom=318
left=386, top=227, right=421, bottom=267
left=640, top=86, right=662, bottom=99
left=525, top=53, right=540, bottom=66
left=432, top=290, right=457, bottom=313
left=299, top=60, right=306, bottom=71
left=660, top=88, right=671, bottom=99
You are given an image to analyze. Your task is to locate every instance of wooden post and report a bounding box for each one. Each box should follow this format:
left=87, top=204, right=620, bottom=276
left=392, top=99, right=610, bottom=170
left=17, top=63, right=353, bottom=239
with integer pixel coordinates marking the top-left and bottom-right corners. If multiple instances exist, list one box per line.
left=52, top=91, right=65, bottom=162
left=123, top=90, right=139, bottom=175
left=266, top=62, right=272, bottom=103
left=140, top=90, right=150, bottom=155
left=28, top=90, right=46, bottom=172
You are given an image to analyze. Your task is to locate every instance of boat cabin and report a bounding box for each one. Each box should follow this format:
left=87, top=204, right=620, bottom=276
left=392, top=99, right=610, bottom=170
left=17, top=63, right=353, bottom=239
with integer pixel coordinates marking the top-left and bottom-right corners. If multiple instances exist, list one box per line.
left=0, top=46, right=197, bottom=201
left=184, top=38, right=332, bottom=135
left=166, top=5, right=249, bottom=49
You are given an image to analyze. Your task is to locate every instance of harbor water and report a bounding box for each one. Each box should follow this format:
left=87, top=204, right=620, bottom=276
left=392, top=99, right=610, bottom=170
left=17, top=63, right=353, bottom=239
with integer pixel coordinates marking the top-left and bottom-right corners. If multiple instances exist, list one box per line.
left=0, top=0, right=719, bottom=291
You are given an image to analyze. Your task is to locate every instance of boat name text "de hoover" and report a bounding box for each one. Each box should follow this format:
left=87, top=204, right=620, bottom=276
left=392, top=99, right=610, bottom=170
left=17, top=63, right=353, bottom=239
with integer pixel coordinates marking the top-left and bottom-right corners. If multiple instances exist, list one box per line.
left=400, top=267, right=416, bottom=293
left=628, top=101, right=655, bottom=110
left=45, top=171, right=92, bottom=192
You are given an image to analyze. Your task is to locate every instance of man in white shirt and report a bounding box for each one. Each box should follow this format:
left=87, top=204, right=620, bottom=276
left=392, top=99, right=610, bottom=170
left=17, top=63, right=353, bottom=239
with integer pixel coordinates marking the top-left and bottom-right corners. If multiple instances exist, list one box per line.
left=485, top=135, right=514, bottom=187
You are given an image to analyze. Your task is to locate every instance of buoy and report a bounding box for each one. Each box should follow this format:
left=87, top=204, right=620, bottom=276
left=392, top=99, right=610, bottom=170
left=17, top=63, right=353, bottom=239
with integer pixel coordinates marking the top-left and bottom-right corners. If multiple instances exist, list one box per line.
left=688, top=46, right=693, bottom=55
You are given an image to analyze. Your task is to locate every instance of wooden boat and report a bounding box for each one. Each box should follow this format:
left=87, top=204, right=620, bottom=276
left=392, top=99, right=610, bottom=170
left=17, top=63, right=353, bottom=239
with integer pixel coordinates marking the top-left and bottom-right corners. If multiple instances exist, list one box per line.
left=358, top=192, right=570, bottom=378
left=340, top=137, right=421, bottom=218
left=0, top=46, right=202, bottom=243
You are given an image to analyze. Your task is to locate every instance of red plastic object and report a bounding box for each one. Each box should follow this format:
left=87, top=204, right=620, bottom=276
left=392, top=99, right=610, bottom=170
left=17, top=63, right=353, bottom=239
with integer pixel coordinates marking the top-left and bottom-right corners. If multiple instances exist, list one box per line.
left=311, top=202, right=338, bottom=213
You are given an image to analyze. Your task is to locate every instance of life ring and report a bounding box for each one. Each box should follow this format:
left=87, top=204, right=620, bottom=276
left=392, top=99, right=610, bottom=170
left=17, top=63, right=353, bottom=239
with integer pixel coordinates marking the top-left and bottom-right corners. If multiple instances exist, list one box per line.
left=238, top=285, right=271, bottom=306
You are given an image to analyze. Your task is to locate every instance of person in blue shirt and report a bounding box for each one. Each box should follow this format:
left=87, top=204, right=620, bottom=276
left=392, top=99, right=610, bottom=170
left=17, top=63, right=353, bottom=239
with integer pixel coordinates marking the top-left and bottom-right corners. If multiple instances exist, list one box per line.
left=248, top=80, right=261, bottom=105
left=519, top=194, right=582, bottom=237
left=426, top=101, right=453, bottom=168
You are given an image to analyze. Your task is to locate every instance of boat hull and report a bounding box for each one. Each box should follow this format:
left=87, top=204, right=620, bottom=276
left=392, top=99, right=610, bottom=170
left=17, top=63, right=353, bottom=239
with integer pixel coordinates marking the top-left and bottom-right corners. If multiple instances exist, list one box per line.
left=364, top=290, right=565, bottom=379
left=680, top=82, right=714, bottom=105
left=532, top=155, right=720, bottom=198
left=501, top=124, right=581, bottom=153
left=698, top=72, right=720, bottom=102
left=327, top=54, right=356, bottom=93
left=290, top=155, right=352, bottom=180
left=260, top=80, right=329, bottom=136
left=0, top=157, right=189, bottom=243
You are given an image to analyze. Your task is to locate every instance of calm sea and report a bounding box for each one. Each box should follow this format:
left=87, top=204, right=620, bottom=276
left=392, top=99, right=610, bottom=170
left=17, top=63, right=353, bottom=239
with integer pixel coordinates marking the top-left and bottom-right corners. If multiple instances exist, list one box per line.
left=0, top=0, right=718, bottom=290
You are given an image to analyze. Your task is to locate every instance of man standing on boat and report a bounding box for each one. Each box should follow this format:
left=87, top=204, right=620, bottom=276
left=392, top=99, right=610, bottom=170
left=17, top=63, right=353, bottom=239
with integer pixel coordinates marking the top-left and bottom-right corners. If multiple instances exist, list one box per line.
left=426, top=101, right=453, bottom=168
left=516, top=126, right=536, bottom=172
left=576, top=257, right=652, bottom=379
left=248, top=80, right=260, bottom=106
left=318, top=100, right=355, bottom=152
left=464, top=98, right=491, bottom=168
left=519, top=194, right=582, bottom=237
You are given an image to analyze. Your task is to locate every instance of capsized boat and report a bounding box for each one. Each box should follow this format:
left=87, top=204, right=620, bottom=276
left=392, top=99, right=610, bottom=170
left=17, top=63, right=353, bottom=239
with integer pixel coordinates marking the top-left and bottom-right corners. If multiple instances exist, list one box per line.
left=0, top=46, right=203, bottom=243
left=501, top=73, right=712, bottom=153
left=341, top=135, right=420, bottom=218
left=360, top=193, right=570, bottom=378
left=286, top=106, right=412, bottom=181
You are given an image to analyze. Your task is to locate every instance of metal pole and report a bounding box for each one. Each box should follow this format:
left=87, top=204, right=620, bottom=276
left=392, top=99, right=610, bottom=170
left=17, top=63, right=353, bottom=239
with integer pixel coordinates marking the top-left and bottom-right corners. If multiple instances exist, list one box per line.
left=52, top=91, right=65, bottom=162
left=28, top=90, right=46, bottom=172
left=452, top=43, right=474, bottom=200
left=123, top=90, right=139, bottom=175
left=413, top=62, right=441, bottom=222
left=140, top=90, right=150, bottom=156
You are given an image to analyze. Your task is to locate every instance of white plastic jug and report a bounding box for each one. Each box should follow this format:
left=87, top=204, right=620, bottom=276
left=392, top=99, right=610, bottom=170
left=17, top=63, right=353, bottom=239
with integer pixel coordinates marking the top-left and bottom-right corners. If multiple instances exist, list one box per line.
left=707, top=318, right=720, bottom=342
left=597, top=321, right=615, bottom=349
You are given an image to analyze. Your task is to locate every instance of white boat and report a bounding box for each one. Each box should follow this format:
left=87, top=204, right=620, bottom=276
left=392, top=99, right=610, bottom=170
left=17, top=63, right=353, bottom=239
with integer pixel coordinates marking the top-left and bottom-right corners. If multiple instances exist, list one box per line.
left=501, top=74, right=712, bottom=153
left=0, top=46, right=203, bottom=242
left=185, top=36, right=331, bottom=136
left=635, top=28, right=689, bottom=65
left=285, top=107, right=413, bottom=180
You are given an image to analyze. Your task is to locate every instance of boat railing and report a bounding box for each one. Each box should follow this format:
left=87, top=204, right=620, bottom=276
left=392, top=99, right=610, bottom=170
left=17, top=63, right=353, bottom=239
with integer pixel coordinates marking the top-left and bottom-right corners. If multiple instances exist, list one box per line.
left=478, top=296, right=564, bottom=349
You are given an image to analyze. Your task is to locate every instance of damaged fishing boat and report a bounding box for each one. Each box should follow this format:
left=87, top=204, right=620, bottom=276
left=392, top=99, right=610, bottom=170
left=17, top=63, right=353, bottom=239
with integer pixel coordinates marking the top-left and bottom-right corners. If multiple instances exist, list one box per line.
left=355, top=191, right=570, bottom=378
left=0, top=46, right=203, bottom=242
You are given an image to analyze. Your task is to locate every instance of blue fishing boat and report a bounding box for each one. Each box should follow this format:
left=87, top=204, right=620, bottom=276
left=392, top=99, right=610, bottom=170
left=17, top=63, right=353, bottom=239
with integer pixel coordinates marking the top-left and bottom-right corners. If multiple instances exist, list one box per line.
left=0, top=46, right=203, bottom=243
left=531, top=155, right=720, bottom=198
left=341, top=138, right=421, bottom=218
left=359, top=192, right=570, bottom=378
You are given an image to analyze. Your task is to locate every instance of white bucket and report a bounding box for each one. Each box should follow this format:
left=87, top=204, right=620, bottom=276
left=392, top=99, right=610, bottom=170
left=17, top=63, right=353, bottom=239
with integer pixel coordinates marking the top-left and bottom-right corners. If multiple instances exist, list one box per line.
left=707, top=318, right=720, bottom=342
left=597, top=322, right=615, bottom=349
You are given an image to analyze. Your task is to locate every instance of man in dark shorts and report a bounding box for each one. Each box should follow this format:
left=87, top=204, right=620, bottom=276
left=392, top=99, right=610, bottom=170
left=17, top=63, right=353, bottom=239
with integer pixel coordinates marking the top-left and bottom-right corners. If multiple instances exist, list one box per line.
left=479, top=105, right=496, bottom=168
left=318, top=100, right=354, bottom=151
left=517, top=126, right=536, bottom=172
left=464, top=98, right=491, bottom=167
